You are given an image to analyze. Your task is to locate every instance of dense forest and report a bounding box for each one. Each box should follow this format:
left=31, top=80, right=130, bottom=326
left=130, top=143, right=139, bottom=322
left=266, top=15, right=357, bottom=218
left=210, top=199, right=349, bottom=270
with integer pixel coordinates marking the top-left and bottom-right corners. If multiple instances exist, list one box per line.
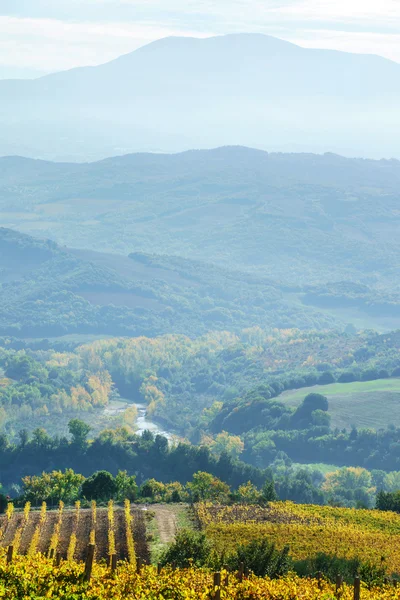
left=77, top=328, right=400, bottom=434
left=2, top=423, right=400, bottom=509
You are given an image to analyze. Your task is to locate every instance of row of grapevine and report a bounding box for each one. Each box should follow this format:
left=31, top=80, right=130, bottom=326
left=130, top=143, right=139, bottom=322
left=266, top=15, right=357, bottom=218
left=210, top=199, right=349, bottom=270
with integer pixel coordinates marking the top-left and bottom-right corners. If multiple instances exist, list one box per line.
left=124, top=499, right=137, bottom=567
left=89, top=500, right=96, bottom=546
left=0, top=501, right=140, bottom=563
left=28, top=502, right=47, bottom=556
left=0, top=503, right=13, bottom=542
left=12, top=501, right=31, bottom=555
left=0, top=556, right=399, bottom=599
left=67, top=501, right=80, bottom=562
left=49, top=501, right=64, bottom=556
left=196, top=501, right=400, bottom=533
left=108, top=500, right=116, bottom=557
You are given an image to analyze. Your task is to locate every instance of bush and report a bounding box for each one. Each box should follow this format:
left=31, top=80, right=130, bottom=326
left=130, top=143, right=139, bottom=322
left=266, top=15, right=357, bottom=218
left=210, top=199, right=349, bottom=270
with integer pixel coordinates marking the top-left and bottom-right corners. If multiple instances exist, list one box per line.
left=227, top=539, right=290, bottom=578
left=293, top=553, right=387, bottom=586
left=160, top=530, right=212, bottom=568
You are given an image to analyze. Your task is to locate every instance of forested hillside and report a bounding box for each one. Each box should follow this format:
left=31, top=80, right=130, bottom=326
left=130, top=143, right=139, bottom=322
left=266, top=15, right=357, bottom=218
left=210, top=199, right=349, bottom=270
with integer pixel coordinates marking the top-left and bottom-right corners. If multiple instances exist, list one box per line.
left=0, top=228, right=339, bottom=338
left=2, top=149, right=400, bottom=328
left=3, top=326, right=400, bottom=484
left=79, top=328, right=400, bottom=434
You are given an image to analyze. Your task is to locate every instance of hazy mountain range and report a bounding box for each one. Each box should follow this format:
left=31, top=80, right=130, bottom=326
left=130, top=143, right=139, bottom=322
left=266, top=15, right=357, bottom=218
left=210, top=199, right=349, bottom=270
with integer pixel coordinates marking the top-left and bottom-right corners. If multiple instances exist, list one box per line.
left=1, top=33, right=400, bottom=161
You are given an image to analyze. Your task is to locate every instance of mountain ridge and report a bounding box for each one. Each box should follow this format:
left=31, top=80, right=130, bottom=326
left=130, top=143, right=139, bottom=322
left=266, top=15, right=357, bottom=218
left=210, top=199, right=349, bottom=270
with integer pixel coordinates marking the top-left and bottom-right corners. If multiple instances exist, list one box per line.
left=1, top=34, right=400, bottom=160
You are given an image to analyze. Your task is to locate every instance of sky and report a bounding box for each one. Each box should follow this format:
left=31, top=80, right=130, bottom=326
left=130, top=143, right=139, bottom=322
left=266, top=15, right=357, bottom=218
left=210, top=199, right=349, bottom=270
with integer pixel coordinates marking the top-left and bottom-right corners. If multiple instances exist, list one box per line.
left=1, top=0, right=400, bottom=78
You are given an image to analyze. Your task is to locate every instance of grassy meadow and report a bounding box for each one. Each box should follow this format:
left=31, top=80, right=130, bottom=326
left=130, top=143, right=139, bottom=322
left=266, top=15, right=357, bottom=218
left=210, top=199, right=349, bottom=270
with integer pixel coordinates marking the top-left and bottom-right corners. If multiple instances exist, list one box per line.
left=281, top=378, right=400, bottom=430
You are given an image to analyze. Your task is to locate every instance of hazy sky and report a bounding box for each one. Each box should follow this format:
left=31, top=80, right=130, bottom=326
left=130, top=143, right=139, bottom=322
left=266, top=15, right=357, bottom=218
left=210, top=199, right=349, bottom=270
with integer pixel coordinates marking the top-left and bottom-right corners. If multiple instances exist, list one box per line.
left=1, top=0, right=400, bottom=78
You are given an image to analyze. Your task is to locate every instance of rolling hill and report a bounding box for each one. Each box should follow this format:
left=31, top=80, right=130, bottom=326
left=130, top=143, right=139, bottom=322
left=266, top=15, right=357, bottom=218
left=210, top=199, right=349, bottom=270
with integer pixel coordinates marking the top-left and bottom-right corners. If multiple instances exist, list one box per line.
left=2, top=147, right=400, bottom=329
left=0, top=228, right=337, bottom=338
left=0, top=34, right=400, bottom=160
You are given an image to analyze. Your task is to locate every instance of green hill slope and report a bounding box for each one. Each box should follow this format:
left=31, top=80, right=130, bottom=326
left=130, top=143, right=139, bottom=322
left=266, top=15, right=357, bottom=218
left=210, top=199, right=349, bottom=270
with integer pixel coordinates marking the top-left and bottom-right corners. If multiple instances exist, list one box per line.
left=0, top=228, right=337, bottom=338
left=280, top=379, right=400, bottom=430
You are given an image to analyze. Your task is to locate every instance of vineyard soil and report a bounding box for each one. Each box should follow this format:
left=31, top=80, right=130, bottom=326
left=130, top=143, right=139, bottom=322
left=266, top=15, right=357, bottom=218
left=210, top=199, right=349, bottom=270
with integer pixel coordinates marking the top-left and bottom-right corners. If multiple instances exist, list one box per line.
left=0, top=506, right=149, bottom=563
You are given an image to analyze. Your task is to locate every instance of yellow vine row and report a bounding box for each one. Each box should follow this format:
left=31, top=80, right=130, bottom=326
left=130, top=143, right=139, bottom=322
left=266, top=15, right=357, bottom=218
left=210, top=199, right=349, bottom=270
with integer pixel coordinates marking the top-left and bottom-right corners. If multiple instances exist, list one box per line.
left=108, top=500, right=116, bottom=556
left=67, top=501, right=81, bottom=562
left=28, top=502, right=47, bottom=556
left=89, top=500, right=96, bottom=547
left=0, top=502, right=13, bottom=542
left=0, top=559, right=399, bottom=600
left=124, top=499, right=136, bottom=568
left=6, top=502, right=14, bottom=521
left=49, top=500, right=64, bottom=555
left=12, top=502, right=32, bottom=555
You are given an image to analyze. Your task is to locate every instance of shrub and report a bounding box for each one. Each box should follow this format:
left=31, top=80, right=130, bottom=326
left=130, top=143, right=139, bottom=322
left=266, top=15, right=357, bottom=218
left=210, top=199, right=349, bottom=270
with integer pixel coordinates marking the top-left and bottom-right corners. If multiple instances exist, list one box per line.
left=160, top=529, right=212, bottom=568
left=227, top=538, right=291, bottom=578
left=293, top=552, right=387, bottom=586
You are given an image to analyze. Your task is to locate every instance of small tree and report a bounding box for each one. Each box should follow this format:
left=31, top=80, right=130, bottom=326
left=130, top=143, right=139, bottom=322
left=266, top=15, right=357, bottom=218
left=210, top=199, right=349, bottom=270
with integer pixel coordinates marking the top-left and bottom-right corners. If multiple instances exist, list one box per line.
left=318, top=372, right=335, bottom=385
left=81, top=471, right=117, bottom=501
left=187, top=471, right=230, bottom=502
left=376, top=490, right=400, bottom=513
left=210, top=431, right=244, bottom=460
left=237, top=481, right=262, bottom=504
left=115, top=470, right=138, bottom=501
left=262, top=479, right=278, bottom=502
left=68, top=419, right=91, bottom=449
left=311, top=409, right=331, bottom=427
left=139, top=478, right=166, bottom=501
left=303, top=393, right=329, bottom=412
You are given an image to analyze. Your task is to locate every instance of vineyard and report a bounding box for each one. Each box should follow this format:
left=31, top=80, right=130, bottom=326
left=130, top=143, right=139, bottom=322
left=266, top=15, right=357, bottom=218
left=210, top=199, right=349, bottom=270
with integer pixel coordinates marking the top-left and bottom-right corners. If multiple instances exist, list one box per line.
left=1, top=555, right=400, bottom=599
left=3, top=500, right=400, bottom=597
left=194, top=502, right=400, bottom=574
left=0, top=501, right=148, bottom=564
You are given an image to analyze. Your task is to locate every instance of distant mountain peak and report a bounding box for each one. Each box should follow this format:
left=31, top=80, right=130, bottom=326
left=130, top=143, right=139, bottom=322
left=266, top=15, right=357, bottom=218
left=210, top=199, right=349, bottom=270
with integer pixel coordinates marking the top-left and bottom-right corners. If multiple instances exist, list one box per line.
left=0, top=33, right=400, bottom=161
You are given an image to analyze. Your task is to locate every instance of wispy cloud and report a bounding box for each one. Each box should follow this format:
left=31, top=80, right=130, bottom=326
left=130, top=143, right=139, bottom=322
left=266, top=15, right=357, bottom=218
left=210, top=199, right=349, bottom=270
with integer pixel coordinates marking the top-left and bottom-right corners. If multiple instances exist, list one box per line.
left=269, top=0, right=400, bottom=28
left=0, top=16, right=212, bottom=73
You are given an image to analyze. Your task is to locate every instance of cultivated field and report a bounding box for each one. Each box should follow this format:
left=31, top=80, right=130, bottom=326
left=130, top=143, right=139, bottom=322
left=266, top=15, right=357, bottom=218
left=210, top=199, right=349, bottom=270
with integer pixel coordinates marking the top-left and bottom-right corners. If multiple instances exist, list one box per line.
left=280, top=378, right=400, bottom=429
left=195, top=501, right=400, bottom=574
left=0, top=501, right=149, bottom=563
left=2, top=501, right=400, bottom=598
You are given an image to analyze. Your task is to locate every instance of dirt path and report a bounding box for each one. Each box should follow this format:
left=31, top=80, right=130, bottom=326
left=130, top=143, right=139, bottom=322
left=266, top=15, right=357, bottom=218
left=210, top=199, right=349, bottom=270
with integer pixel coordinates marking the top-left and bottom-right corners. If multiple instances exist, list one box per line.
left=151, top=505, right=177, bottom=544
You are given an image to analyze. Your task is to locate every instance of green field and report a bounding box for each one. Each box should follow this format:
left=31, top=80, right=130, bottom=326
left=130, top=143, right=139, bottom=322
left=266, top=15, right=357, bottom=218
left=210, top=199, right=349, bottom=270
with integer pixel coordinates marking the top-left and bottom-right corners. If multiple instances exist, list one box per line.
left=281, top=378, right=400, bottom=430
left=292, top=462, right=340, bottom=474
